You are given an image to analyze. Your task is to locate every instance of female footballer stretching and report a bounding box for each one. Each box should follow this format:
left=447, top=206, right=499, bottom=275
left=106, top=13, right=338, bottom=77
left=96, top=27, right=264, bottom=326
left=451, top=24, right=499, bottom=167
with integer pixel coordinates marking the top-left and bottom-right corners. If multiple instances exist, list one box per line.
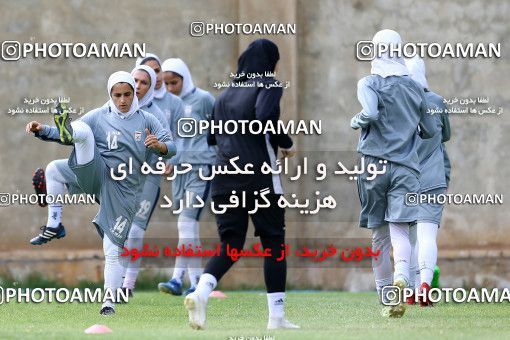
left=26, top=71, right=175, bottom=315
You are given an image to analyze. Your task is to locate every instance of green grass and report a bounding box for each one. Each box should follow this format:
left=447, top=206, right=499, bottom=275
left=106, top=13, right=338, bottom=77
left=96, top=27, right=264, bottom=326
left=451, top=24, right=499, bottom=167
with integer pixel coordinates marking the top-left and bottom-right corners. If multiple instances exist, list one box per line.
left=0, top=291, right=509, bottom=339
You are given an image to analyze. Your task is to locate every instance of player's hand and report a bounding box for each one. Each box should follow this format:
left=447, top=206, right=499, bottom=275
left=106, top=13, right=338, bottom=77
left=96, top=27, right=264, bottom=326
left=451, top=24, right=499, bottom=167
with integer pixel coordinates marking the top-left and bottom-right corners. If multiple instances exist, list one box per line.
left=281, top=146, right=296, bottom=158
left=144, top=128, right=160, bottom=149
left=145, top=128, right=167, bottom=154
left=26, top=121, right=43, bottom=134
left=350, top=116, right=361, bottom=130
left=163, top=163, right=173, bottom=176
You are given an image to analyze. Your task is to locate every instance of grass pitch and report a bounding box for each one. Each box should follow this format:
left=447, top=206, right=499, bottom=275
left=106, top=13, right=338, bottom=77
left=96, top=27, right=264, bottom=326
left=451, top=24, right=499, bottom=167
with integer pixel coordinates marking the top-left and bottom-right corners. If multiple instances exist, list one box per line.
left=0, top=291, right=509, bottom=339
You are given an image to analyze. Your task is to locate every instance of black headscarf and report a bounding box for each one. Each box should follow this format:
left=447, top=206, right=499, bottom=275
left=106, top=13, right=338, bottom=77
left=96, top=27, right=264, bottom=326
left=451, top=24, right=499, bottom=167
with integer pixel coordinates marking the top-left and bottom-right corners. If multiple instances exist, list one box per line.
left=236, top=39, right=280, bottom=80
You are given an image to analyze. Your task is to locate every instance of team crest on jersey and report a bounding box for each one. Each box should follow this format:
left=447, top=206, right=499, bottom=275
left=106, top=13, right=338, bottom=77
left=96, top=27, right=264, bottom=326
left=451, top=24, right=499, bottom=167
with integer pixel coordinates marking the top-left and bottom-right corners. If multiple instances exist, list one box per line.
left=184, top=105, right=192, bottom=116
left=134, top=131, right=142, bottom=141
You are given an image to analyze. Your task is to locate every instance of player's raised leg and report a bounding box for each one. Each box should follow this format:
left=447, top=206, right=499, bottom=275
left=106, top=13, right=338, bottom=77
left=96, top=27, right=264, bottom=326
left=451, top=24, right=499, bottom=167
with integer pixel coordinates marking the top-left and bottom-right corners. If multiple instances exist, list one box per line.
left=29, top=109, right=94, bottom=246
left=31, top=118, right=95, bottom=245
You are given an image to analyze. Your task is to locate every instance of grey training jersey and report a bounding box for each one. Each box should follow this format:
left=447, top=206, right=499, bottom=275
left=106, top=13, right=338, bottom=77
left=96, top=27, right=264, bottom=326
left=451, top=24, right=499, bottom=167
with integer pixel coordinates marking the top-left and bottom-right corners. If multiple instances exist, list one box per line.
left=153, top=91, right=185, bottom=165
left=141, top=101, right=171, bottom=185
left=355, top=75, right=438, bottom=173
left=417, top=90, right=451, bottom=191
left=39, top=106, right=176, bottom=194
left=37, top=106, right=176, bottom=247
left=175, top=87, right=217, bottom=165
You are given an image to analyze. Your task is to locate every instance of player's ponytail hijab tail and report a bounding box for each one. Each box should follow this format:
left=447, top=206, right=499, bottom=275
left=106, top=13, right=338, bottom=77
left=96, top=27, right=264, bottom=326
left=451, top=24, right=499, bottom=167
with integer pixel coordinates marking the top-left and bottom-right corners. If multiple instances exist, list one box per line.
left=161, top=58, right=195, bottom=98
left=236, top=38, right=280, bottom=80
left=107, top=71, right=139, bottom=118
left=131, top=65, right=157, bottom=107
left=371, top=29, right=409, bottom=78
left=405, top=55, right=429, bottom=90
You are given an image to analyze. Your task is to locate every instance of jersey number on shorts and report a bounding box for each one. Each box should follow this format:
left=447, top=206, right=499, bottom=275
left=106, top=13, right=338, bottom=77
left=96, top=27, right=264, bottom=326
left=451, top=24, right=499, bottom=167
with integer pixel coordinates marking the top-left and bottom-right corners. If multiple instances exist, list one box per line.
left=106, top=131, right=120, bottom=150
left=136, top=200, right=152, bottom=219
left=113, top=215, right=128, bottom=235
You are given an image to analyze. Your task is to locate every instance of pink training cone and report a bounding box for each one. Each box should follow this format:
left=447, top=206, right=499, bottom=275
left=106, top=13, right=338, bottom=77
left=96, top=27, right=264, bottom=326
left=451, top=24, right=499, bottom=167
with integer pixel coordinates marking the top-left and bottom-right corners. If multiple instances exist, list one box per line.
left=84, top=324, right=112, bottom=334
left=209, top=290, right=227, bottom=299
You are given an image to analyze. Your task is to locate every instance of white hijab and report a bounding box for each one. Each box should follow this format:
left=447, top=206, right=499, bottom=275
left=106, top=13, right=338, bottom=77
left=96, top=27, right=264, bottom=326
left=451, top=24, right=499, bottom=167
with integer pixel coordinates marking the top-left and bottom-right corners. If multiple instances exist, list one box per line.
left=161, top=58, right=195, bottom=98
left=131, top=65, right=157, bottom=108
left=371, top=29, right=409, bottom=78
left=107, top=71, right=139, bottom=119
left=405, top=55, right=428, bottom=89
left=136, top=52, right=166, bottom=99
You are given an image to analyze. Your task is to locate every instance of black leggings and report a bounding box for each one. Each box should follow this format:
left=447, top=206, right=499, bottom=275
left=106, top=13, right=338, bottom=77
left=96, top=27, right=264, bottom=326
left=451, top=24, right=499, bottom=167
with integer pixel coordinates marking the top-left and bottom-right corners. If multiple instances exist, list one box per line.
left=204, top=231, right=287, bottom=293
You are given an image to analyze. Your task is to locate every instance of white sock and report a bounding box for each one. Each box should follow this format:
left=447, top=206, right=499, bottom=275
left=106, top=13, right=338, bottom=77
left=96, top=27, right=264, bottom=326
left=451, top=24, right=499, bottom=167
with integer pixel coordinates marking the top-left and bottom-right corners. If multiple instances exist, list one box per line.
left=171, top=264, right=186, bottom=285
left=409, top=224, right=418, bottom=289
left=71, top=121, right=95, bottom=165
left=389, top=222, right=411, bottom=285
left=46, top=205, right=63, bottom=229
left=172, top=215, right=195, bottom=284
left=267, top=292, right=285, bottom=319
left=187, top=220, right=202, bottom=288
left=102, top=236, right=124, bottom=309
left=414, top=242, right=421, bottom=288
left=45, top=161, right=65, bottom=228
left=417, top=222, right=439, bottom=285
left=122, top=223, right=145, bottom=290
left=371, top=225, right=393, bottom=298
left=414, top=233, right=421, bottom=288
left=195, top=273, right=217, bottom=302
